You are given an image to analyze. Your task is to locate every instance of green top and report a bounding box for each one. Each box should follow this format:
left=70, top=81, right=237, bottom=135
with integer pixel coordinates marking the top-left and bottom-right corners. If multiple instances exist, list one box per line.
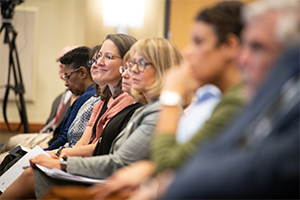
left=152, top=83, right=245, bottom=174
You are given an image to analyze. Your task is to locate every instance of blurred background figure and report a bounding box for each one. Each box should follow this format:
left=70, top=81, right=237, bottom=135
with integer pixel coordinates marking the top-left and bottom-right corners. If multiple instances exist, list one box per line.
left=57, top=46, right=78, bottom=79
left=238, top=0, right=298, bottom=98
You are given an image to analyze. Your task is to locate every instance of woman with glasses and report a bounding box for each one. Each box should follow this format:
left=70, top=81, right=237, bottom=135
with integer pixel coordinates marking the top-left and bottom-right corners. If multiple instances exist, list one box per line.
left=45, top=34, right=137, bottom=159
left=0, top=37, right=182, bottom=199
left=91, top=51, right=146, bottom=157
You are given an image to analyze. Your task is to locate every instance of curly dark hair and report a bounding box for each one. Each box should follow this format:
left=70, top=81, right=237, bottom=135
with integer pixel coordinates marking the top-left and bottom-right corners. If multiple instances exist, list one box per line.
left=195, top=1, right=244, bottom=46
left=100, top=34, right=137, bottom=102
left=60, top=46, right=91, bottom=70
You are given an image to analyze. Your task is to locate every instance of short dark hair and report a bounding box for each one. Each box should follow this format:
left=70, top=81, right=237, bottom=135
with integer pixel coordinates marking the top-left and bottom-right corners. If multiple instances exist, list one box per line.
left=100, top=34, right=137, bottom=102
left=195, top=1, right=244, bottom=45
left=60, top=46, right=91, bottom=70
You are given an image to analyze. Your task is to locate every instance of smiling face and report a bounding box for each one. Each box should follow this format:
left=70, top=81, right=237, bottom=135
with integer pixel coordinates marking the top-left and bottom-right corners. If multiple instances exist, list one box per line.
left=91, top=39, right=122, bottom=86
left=184, top=21, right=229, bottom=85
left=238, top=12, right=281, bottom=97
left=130, top=52, right=156, bottom=94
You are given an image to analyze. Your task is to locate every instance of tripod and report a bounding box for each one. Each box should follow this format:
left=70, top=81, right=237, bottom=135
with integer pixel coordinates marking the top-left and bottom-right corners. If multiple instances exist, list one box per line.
left=0, top=18, right=30, bottom=133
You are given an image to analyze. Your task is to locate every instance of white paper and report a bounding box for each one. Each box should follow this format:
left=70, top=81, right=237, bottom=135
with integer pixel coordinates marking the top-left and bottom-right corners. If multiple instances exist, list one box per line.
left=0, top=145, right=49, bottom=192
left=36, top=164, right=107, bottom=184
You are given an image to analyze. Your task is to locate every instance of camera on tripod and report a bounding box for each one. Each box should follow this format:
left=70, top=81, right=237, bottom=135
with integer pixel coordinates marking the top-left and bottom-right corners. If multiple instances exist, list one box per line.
left=0, top=0, right=30, bottom=133
left=1, top=0, right=24, bottom=20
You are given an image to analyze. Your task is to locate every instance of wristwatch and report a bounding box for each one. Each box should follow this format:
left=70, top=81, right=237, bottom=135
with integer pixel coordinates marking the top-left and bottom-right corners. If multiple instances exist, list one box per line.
left=60, top=157, right=67, bottom=172
left=159, top=90, right=182, bottom=106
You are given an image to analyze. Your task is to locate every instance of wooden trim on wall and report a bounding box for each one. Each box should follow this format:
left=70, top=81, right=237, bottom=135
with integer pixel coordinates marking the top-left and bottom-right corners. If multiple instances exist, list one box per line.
left=0, top=122, right=44, bottom=133
left=164, top=0, right=171, bottom=39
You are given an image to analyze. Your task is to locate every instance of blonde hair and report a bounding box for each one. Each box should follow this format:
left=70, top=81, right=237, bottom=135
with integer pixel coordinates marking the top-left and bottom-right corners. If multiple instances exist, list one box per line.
left=122, top=51, right=147, bottom=105
left=130, top=37, right=182, bottom=100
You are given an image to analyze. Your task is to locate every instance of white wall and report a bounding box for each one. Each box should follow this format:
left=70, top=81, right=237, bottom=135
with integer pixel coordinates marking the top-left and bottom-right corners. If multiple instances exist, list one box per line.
left=0, top=0, right=165, bottom=126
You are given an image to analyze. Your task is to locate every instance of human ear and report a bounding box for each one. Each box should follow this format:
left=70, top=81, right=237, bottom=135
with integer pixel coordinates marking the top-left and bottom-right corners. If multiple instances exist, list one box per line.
left=79, top=66, right=88, bottom=79
left=221, top=33, right=240, bottom=60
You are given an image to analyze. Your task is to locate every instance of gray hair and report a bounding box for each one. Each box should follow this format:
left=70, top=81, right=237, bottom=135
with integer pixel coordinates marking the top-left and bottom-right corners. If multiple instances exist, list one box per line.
left=242, top=0, right=298, bottom=49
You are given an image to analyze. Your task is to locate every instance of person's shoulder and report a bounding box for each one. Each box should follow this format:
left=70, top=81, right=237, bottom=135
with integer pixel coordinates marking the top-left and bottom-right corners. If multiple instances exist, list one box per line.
left=222, top=82, right=245, bottom=105
left=51, top=90, right=66, bottom=105
left=143, top=100, right=161, bottom=114
left=82, top=84, right=96, bottom=97
left=75, top=87, right=96, bottom=104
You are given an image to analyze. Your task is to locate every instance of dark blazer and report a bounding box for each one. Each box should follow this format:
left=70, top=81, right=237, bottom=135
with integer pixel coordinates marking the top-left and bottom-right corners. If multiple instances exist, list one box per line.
left=46, top=90, right=71, bottom=145
left=45, top=90, right=71, bottom=129
left=164, top=46, right=299, bottom=199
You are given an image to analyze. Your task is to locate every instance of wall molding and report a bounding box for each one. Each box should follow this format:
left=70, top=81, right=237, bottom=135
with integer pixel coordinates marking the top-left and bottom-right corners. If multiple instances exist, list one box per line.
left=0, top=122, right=43, bottom=133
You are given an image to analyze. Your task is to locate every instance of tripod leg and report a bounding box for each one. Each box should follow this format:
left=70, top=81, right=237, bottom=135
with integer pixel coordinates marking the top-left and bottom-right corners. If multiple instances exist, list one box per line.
left=18, top=92, right=30, bottom=133
left=11, top=29, right=30, bottom=133
left=2, top=85, right=11, bottom=131
left=2, top=23, right=30, bottom=133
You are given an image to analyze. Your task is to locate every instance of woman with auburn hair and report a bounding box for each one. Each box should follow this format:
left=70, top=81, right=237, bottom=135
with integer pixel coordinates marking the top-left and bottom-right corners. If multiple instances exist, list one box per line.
left=1, top=37, right=182, bottom=199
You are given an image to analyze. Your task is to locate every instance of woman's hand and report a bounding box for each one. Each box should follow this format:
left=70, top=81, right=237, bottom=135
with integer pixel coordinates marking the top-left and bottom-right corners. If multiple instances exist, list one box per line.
left=163, top=61, right=203, bottom=97
left=39, top=142, right=49, bottom=149
left=89, top=161, right=155, bottom=200
left=45, top=149, right=59, bottom=158
left=29, top=154, right=61, bottom=170
left=129, top=170, right=175, bottom=200
left=59, top=148, right=70, bottom=158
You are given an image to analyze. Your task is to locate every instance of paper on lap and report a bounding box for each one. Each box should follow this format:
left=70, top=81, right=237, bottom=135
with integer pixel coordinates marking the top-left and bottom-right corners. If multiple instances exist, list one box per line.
left=0, top=146, right=106, bottom=193
left=0, top=145, right=49, bottom=192
left=36, top=164, right=107, bottom=184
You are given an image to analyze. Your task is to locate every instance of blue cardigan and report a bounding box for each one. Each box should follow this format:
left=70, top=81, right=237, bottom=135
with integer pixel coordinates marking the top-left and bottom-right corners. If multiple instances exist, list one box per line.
left=45, top=84, right=95, bottom=150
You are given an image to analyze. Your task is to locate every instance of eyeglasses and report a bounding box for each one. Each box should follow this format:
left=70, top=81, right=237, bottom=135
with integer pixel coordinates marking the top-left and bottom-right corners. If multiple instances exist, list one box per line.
left=62, top=68, right=80, bottom=80
left=119, top=64, right=130, bottom=74
left=128, top=61, right=152, bottom=73
left=87, top=52, right=121, bottom=67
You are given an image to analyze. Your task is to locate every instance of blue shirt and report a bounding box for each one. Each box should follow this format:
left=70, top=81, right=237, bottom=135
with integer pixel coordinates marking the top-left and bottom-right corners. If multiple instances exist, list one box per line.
left=68, top=96, right=100, bottom=147
left=45, top=84, right=95, bottom=150
left=176, top=84, right=221, bottom=144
